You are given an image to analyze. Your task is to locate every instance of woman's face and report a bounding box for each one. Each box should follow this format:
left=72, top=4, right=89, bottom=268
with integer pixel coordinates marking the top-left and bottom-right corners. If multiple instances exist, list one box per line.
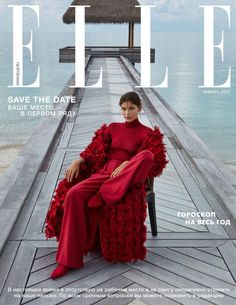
left=120, top=101, right=141, bottom=122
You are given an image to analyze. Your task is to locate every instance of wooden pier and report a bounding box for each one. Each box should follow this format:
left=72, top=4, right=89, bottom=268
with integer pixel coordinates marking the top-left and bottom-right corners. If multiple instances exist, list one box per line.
left=59, top=46, right=155, bottom=64
left=0, top=55, right=236, bottom=305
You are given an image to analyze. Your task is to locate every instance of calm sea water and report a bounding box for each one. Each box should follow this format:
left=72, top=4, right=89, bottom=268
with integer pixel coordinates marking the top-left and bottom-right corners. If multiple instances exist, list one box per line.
left=0, top=30, right=235, bottom=172
left=0, top=32, right=74, bottom=143
left=140, top=31, right=236, bottom=165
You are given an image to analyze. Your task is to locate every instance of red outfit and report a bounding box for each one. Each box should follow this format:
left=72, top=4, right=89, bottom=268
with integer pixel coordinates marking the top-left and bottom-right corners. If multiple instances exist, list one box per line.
left=56, top=119, right=154, bottom=268
left=45, top=119, right=168, bottom=265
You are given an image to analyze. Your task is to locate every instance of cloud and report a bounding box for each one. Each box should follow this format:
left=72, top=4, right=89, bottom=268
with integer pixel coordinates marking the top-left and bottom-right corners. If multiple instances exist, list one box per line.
left=0, top=0, right=71, bottom=32
left=139, top=0, right=199, bottom=23
left=138, top=0, right=235, bottom=30
left=155, top=0, right=185, bottom=11
left=0, top=0, right=69, bottom=19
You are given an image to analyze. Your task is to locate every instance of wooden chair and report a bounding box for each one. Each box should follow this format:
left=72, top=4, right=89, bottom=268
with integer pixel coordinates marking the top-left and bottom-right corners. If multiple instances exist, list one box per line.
left=145, top=177, right=158, bottom=236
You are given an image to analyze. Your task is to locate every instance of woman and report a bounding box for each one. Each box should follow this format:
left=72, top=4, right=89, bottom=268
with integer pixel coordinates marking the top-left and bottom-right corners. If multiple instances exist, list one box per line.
left=45, top=91, right=168, bottom=279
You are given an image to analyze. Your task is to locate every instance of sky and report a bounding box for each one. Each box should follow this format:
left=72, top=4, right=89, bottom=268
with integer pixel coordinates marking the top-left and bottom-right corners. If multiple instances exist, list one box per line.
left=141, top=0, right=236, bottom=31
left=0, top=0, right=236, bottom=32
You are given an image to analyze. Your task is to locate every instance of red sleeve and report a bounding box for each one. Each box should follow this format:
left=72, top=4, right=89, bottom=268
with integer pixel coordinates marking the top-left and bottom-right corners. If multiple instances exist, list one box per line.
left=139, top=126, right=169, bottom=177
left=79, top=124, right=110, bottom=172
left=102, top=123, right=112, bottom=152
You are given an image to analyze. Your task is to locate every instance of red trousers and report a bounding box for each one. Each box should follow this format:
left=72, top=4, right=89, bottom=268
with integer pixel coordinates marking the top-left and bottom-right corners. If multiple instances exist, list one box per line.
left=56, top=150, right=154, bottom=268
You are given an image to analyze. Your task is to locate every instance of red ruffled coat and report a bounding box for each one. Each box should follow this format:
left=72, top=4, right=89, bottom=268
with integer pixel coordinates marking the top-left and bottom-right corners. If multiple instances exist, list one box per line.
left=44, top=124, right=168, bottom=262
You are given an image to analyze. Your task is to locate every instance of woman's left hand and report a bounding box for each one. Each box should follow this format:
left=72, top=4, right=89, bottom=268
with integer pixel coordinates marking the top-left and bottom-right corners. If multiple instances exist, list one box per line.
left=110, top=161, right=129, bottom=179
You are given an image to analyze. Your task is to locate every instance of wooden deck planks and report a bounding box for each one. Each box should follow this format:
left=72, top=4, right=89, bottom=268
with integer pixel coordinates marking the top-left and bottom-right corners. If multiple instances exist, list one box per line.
left=218, top=241, right=236, bottom=283
left=0, top=241, right=20, bottom=295
left=169, top=247, right=228, bottom=270
left=146, top=239, right=228, bottom=248
left=23, top=150, right=66, bottom=239
left=196, top=247, right=222, bottom=257
left=123, top=268, right=213, bottom=305
left=24, top=263, right=131, bottom=305
left=57, top=275, right=134, bottom=305
left=0, top=56, right=235, bottom=305
left=9, top=173, right=46, bottom=241
left=35, top=248, right=57, bottom=260
left=124, top=259, right=236, bottom=305
left=0, top=242, right=36, bottom=305
left=144, top=251, right=236, bottom=300
left=148, top=248, right=234, bottom=284
left=122, top=283, right=180, bottom=305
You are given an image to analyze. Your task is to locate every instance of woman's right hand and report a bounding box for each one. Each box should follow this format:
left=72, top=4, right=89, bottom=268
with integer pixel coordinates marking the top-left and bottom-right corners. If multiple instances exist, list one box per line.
left=65, top=159, right=83, bottom=182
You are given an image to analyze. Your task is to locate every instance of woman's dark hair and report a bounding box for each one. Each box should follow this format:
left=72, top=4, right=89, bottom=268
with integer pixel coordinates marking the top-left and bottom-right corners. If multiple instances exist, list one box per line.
left=119, top=91, right=142, bottom=108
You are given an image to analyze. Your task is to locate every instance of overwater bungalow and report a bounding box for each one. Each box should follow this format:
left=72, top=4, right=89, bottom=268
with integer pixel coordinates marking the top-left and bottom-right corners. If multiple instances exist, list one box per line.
left=60, top=0, right=155, bottom=63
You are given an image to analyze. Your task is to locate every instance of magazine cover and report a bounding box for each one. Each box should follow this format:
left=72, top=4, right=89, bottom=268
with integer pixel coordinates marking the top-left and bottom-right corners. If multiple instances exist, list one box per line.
left=0, top=0, right=236, bottom=304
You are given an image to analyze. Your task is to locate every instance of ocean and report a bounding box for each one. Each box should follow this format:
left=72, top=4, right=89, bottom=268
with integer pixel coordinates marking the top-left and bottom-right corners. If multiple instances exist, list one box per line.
left=0, top=29, right=235, bottom=177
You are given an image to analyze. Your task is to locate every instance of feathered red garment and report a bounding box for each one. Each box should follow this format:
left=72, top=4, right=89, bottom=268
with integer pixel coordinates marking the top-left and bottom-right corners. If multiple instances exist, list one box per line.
left=44, top=124, right=168, bottom=262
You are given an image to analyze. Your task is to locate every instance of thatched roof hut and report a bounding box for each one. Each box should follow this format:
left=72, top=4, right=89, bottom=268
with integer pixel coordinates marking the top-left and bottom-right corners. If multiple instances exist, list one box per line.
left=63, top=0, right=141, bottom=47
left=63, top=0, right=141, bottom=24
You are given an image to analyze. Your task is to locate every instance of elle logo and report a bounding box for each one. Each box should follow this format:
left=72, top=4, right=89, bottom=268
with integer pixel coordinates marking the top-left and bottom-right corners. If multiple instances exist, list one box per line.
left=8, top=5, right=231, bottom=89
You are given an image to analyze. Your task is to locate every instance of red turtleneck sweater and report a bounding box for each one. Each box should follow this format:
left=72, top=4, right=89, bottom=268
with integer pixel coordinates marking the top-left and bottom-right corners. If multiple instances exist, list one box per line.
left=99, top=118, right=152, bottom=174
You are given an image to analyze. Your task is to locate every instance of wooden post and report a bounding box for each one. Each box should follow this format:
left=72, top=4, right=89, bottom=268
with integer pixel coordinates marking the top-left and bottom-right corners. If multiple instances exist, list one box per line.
left=128, top=22, right=134, bottom=48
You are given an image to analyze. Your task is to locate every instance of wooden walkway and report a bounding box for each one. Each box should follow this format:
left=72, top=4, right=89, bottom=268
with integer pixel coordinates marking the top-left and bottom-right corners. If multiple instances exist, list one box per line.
left=0, top=56, right=236, bottom=305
